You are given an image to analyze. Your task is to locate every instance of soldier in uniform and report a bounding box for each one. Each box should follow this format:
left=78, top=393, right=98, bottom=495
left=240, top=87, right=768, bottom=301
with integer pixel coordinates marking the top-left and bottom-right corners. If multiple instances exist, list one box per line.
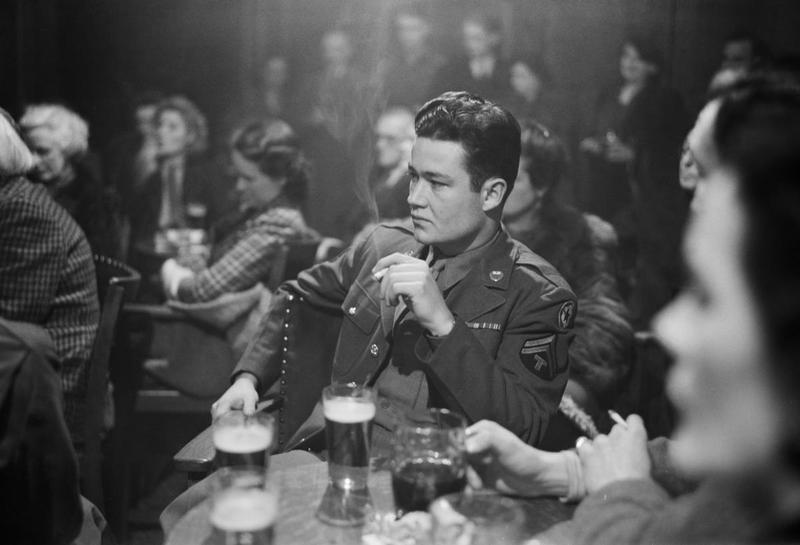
left=212, top=91, right=576, bottom=450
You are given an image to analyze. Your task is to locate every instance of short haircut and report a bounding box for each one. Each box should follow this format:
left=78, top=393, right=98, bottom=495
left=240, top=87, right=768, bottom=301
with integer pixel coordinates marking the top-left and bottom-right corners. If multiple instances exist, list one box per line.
left=0, top=108, right=34, bottom=177
left=19, top=103, right=89, bottom=159
left=154, top=95, right=208, bottom=156
left=231, top=119, right=310, bottom=205
left=724, top=29, right=771, bottom=61
left=414, top=91, right=520, bottom=200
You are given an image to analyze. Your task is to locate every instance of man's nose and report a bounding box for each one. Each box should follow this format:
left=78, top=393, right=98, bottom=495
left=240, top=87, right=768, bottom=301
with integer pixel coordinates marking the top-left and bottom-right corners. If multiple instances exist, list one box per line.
left=407, top=180, right=425, bottom=208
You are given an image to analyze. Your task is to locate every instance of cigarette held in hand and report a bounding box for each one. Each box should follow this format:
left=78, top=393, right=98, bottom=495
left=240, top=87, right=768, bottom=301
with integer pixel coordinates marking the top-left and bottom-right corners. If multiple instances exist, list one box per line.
left=608, top=410, right=628, bottom=429
left=373, top=268, right=388, bottom=280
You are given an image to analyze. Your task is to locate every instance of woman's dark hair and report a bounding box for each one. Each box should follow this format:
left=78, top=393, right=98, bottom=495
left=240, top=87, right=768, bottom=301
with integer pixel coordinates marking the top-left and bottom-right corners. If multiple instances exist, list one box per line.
left=154, top=95, right=208, bottom=155
left=623, top=34, right=664, bottom=75
left=712, top=72, right=800, bottom=459
left=509, top=54, right=553, bottom=88
left=231, top=119, right=310, bottom=205
left=519, top=119, right=567, bottom=201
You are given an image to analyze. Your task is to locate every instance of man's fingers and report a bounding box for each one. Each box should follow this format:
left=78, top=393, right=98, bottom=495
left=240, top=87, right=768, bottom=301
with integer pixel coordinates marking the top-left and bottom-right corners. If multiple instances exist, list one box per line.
left=242, top=394, right=257, bottom=416
left=466, top=466, right=484, bottom=489
left=373, top=253, right=419, bottom=275
left=626, top=413, right=646, bottom=432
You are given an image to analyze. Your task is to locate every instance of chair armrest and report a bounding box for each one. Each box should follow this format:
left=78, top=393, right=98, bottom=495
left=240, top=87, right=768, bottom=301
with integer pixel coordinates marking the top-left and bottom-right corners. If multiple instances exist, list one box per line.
left=173, top=425, right=215, bottom=475
left=123, top=303, right=184, bottom=320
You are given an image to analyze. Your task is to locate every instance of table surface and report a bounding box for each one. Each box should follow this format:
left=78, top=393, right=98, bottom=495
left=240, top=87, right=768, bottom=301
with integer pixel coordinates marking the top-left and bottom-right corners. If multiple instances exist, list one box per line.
left=164, top=457, right=575, bottom=545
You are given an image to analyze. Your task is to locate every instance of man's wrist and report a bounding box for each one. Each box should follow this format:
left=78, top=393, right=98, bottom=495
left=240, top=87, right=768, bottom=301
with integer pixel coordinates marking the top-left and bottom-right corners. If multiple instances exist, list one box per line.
left=427, top=313, right=456, bottom=337
left=234, top=372, right=259, bottom=390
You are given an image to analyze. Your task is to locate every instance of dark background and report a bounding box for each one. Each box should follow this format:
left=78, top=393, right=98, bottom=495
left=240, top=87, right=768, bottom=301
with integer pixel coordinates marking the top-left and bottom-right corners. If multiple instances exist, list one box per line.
left=3, top=0, right=800, bottom=149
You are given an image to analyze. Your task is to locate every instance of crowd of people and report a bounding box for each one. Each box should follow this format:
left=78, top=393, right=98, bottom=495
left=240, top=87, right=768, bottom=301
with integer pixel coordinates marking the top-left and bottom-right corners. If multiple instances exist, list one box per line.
left=2, top=2, right=799, bottom=543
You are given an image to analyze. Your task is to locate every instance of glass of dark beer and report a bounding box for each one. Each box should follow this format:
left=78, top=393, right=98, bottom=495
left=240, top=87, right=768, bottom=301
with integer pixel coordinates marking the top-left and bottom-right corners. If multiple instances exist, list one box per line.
left=316, top=383, right=376, bottom=526
left=213, top=411, right=275, bottom=469
left=210, top=465, right=277, bottom=545
left=391, top=408, right=468, bottom=518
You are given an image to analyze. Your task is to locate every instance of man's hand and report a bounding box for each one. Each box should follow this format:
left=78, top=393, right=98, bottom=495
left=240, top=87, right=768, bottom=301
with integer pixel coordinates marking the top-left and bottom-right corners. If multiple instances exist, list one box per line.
left=372, top=253, right=454, bottom=336
left=211, top=374, right=259, bottom=419
left=576, top=414, right=651, bottom=494
left=466, top=420, right=569, bottom=497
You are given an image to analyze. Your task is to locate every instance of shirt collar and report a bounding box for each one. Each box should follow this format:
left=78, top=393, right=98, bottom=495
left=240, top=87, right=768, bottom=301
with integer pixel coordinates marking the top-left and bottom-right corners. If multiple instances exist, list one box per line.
left=427, top=228, right=503, bottom=291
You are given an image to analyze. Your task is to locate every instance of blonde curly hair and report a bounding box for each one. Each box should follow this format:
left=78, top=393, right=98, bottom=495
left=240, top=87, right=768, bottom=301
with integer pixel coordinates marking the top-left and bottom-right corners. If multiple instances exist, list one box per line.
left=19, top=103, right=89, bottom=160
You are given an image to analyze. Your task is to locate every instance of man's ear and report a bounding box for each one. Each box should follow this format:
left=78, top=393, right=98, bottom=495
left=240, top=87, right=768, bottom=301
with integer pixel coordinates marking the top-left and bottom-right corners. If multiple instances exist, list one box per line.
left=481, top=177, right=507, bottom=212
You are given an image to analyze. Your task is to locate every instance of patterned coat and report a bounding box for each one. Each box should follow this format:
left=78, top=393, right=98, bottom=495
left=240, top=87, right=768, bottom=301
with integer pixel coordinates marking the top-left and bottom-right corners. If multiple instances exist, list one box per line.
left=0, top=176, right=99, bottom=443
left=175, top=200, right=318, bottom=303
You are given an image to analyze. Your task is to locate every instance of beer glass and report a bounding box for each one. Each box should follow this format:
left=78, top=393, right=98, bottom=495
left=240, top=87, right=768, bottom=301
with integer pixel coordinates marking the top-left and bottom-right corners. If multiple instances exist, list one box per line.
left=213, top=411, right=275, bottom=469
left=316, top=383, right=376, bottom=527
left=322, top=383, right=376, bottom=490
left=210, top=466, right=277, bottom=545
left=391, top=408, right=468, bottom=517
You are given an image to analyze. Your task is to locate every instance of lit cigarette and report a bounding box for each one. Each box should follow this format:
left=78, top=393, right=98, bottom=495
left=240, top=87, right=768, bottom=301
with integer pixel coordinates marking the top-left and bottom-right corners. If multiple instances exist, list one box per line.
left=373, top=268, right=388, bottom=280
left=608, top=410, right=628, bottom=428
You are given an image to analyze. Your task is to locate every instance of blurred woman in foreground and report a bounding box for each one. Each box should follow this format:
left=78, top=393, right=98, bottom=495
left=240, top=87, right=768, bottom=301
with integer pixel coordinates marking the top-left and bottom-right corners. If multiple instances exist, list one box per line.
left=467, top=74, right=800, bottom=543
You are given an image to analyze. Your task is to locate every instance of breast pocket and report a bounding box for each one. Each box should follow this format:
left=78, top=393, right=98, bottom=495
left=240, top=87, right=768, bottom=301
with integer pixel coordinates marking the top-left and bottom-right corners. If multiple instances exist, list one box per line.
left=333, top=282, right=382, bottom=377
left=340, top=281, right=380, bottom=334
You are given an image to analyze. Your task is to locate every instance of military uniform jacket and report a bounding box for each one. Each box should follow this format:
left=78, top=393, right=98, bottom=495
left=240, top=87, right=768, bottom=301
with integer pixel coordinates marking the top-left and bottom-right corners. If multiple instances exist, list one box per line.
left=235, top=222, right=576, bottom=446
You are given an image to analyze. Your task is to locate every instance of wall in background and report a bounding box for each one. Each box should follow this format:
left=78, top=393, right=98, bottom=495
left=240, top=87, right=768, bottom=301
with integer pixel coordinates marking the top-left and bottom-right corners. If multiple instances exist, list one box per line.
left=7, top=0, right=800, bottom=148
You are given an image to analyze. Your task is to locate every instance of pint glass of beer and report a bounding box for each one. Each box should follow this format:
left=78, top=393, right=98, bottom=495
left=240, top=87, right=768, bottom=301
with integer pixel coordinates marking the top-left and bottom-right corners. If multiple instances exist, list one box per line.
left=213, top=411, right=275, bottom=469
left=391, top=408, right=468, bottom=517
left=210, top=466, right=277, bottom=545
left=322, top=383, right=376, bottom=490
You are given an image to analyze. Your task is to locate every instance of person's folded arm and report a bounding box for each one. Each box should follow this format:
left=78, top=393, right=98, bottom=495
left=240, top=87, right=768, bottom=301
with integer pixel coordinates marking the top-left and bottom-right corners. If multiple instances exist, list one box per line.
left=175, top=231, right=285, bottom=303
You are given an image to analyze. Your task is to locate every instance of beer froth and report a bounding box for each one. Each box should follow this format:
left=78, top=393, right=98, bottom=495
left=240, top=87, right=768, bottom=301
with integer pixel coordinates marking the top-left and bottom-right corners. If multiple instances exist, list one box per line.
left=213, top=425, right=273, bottom=453
left=210, top=488, right=277, bottom=533
left=323, top=397, right=376, bottom=423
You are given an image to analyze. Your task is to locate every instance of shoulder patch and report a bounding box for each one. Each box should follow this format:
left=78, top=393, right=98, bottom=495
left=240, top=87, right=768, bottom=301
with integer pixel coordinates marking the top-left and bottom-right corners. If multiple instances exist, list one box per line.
left=520, top=334, right=557, bottom=380
left=558, top=300, right=576, bottom=330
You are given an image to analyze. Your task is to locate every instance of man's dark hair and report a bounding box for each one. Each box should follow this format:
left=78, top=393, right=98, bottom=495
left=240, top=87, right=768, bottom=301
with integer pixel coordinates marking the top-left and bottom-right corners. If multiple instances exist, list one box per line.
left=723, top=29, right=771, bottom=64
left=414, top=91, right=521, bottom=201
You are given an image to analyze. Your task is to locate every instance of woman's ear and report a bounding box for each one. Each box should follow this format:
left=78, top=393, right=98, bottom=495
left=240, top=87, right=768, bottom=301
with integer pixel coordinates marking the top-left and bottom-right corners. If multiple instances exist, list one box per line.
left=481, top=177, right=507, bottom=212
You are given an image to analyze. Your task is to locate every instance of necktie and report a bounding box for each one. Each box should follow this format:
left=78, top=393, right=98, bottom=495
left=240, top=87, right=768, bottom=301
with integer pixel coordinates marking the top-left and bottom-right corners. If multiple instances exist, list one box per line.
left=159, top=161, right=185, bottom=228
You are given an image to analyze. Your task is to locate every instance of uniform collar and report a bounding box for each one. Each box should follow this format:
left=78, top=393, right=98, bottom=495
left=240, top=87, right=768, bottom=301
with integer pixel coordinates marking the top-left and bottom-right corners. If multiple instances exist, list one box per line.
left=422, top=228, right=512, bottom=293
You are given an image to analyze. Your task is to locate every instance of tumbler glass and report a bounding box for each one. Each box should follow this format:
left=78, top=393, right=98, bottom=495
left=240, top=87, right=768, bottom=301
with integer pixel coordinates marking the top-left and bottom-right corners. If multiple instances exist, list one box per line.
left=213, top=411, right=275, bottom=469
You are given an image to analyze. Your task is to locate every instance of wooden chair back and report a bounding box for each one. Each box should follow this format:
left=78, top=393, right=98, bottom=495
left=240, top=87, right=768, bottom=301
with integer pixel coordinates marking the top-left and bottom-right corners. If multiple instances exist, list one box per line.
left=82, top=255, right=140, bottom=510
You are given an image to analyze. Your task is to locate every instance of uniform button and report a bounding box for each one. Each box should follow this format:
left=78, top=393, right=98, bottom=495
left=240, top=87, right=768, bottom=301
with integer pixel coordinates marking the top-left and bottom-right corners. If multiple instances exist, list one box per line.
left=369, top=344, right=379, bottom=357
left=348, top=306, right=357, bottom=315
